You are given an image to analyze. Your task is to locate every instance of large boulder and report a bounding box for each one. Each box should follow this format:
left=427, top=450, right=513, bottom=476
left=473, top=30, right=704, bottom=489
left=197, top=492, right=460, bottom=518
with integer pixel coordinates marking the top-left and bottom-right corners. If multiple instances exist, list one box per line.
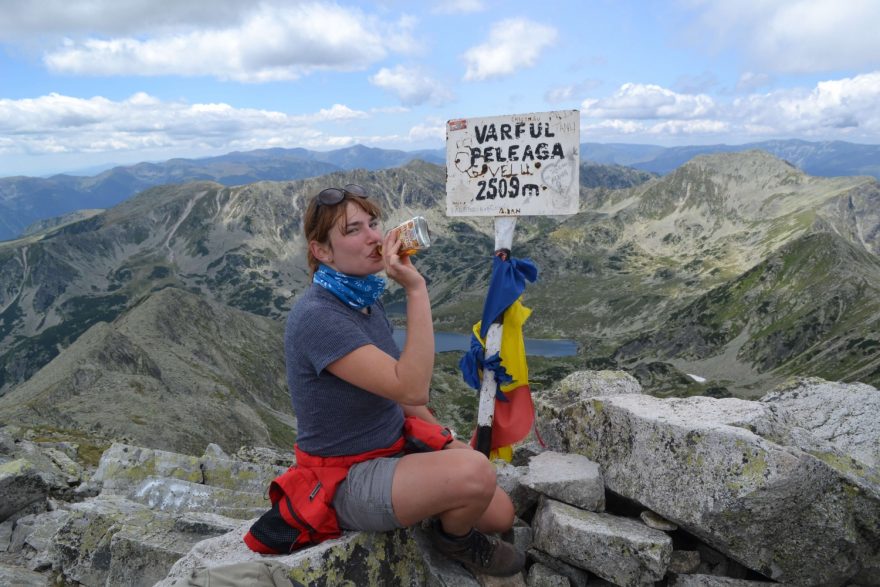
left=760, top=377, right=880, bottom=468
left=89, top=443, right=202, bottom=495
left=520, top=451, right=605, bottom=512
left=535, top=372, right=880, bottom=586
left=157, top=521, right=430, bottom=587
left=0, top=460, right=48, bottom=522
left=532, top=498, right=672, bottom=586
left=53, top=495, right=239, bottom=587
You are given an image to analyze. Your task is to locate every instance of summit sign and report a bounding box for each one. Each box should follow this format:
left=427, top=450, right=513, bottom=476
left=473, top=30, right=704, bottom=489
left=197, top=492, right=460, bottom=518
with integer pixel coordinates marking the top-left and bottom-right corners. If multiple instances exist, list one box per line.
left=446, top=110, right=579, bottom=216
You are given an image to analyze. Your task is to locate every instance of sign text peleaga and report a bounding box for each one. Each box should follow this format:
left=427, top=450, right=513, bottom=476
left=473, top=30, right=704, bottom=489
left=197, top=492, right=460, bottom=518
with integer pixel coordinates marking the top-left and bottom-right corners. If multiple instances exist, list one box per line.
left=446, top=110, right=580, bottom=216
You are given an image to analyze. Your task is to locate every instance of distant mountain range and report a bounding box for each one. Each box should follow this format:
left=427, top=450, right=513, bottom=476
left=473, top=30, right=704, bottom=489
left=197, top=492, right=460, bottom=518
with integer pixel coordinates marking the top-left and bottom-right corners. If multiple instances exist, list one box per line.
left=582, top=139, right=880, bottom=178
left=2, top=139, right=879, bottom=242
left=0, top=145, right=445, bottom=242
left=1, top=151, right=879, bottom=453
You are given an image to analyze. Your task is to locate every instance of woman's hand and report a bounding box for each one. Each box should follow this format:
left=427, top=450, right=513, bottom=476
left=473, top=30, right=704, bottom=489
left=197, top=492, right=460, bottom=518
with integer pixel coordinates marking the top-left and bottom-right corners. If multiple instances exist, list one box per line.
left=382, top=229, right=426, bottom=291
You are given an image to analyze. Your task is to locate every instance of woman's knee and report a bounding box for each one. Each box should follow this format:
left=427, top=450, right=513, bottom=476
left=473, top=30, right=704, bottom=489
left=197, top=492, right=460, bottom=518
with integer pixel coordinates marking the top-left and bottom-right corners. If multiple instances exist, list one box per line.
left=454, top=451, right=496, bottom=502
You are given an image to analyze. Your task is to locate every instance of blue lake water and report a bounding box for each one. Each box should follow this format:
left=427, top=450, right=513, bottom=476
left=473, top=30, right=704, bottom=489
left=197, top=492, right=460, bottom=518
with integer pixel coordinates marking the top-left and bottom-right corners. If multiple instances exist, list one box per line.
left=392, top=329, right=578, bottom=357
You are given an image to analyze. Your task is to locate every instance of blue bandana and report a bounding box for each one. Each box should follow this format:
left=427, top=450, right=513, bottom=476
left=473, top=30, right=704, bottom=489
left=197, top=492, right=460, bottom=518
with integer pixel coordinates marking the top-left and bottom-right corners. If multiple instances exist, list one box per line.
left=314, top=264, right=386, bottom=310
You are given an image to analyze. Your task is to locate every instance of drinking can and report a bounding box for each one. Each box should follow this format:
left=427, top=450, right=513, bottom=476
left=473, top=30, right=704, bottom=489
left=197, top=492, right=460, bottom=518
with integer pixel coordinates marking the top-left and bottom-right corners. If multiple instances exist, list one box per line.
left=382, top=216, right=431, bottom=255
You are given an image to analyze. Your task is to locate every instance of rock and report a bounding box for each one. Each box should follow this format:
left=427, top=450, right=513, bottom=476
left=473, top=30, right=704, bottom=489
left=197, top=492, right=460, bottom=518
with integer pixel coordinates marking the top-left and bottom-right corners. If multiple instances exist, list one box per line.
left=527, top=547, right=590, bottom=587
left=54, top=496, right=152, bottom=587
left=234, top=445, right=294, bottom=468
left=503, top=518, right=533, bottom=553
left=53, top=495, right=237, bottom=587
left=511, top=441, right=545, bottom=467
left=91, top=443, right=202, bottom=495
left=172, top=511, right=242, bottom=536
left=668, top=550, right=701, bottom=574
left=535, top=386, right=880, bottom=586
left=555, top=370, right=643, bottom=397
left=0, top=459, right=48, bottom=522
left=126, top=476, right=268, bottom=519
left=0, top=426, right=16, bottom=454
left=157, top=522, right=429, bottom=587
left=532, top=498, right=672, bottom=586
left=668, top=575, right=788, bottom=586
left=475, top=570, right=527, bottom=586
left=521, top=451, right=605, bottom=512
left=494, top=461, right=539, bottom=518
left=761, top=377, right=880, bottom=468
left=0, top=564, right=48, bottom=586
left=535, top=370, right=642, bottom=449
left=526, top=562, right=569, bottom=587
left=199, top=453, right=285, bottom=494
left=409, top=523, right=480, bottom=587
left=8, top=509, right=70, bottom=573
left=106, top=520, right=222, bottom=587
left=8, top=439, right=85, bottom=494
left=202, top=443, right=229, bottom=459
left=640, top=509, right=677, bottom=531
left=0, top=518, right=12, bottom=550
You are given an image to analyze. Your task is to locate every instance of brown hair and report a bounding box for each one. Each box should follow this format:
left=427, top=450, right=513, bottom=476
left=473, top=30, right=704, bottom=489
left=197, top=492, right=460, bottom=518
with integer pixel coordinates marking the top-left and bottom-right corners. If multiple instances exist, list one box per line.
left=304, top=191, right=383, bottom=275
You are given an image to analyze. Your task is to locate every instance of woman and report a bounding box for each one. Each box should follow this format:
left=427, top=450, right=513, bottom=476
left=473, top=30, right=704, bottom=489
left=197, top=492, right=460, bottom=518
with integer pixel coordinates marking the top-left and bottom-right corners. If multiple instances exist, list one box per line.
left=283, top=184, right=524, bottom=577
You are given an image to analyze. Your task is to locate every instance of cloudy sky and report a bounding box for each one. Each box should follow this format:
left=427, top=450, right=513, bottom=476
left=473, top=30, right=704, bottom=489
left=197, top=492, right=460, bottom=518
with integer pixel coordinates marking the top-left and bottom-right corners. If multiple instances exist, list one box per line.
left=2, top=0, right=880, bottom=176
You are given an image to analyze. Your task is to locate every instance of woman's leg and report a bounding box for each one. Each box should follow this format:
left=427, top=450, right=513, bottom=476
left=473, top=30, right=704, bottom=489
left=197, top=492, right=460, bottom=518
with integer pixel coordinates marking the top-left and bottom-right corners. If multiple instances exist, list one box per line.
left=390, top=448, right=514, bottom=536
left=441, top=438, right=515, bottom=534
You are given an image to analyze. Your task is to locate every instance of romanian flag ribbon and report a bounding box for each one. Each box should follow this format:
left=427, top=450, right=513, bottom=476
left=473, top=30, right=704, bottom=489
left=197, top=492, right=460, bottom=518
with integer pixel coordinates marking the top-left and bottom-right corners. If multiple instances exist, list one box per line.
left=460, top=255, right=538, bottom=461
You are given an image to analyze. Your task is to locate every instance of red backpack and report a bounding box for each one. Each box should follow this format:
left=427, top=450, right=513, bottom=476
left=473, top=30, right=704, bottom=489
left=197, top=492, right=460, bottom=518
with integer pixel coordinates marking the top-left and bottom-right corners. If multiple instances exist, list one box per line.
left=244, top=417, right=452, bottom=554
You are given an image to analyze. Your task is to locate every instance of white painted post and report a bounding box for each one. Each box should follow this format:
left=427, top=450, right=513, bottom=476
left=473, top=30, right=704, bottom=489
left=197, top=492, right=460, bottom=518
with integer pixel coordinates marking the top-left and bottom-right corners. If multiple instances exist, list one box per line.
left=445, top=110, right=580, bottom=457
left=475, top=217, right=516, bottom=456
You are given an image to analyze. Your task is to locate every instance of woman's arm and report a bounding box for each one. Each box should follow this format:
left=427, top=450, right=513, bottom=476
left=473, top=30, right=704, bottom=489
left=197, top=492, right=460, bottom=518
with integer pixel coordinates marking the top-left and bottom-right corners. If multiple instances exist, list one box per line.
left=401, top=404, right=440, bottom=424
left=325, top=230, right=435, bottom=405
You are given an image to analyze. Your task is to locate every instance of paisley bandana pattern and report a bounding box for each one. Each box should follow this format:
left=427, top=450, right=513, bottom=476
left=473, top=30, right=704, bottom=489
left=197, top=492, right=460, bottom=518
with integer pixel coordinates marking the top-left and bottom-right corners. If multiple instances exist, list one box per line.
left=314, top=264, right=386, bottom=310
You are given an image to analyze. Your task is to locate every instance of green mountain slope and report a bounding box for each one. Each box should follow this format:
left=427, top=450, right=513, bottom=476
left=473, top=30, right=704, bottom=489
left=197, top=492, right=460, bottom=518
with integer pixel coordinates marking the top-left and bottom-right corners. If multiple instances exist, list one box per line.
left=0, top=287, right=293, bottom=453
left=2, top=151, right=879, bottom=402
left=614, top=231, right=880, bottom=394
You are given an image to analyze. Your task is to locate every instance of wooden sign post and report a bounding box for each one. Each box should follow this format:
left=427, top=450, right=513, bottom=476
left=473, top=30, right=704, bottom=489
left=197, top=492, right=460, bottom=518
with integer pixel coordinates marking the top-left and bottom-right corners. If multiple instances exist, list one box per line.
left=446, top=110, right=580, bottom=456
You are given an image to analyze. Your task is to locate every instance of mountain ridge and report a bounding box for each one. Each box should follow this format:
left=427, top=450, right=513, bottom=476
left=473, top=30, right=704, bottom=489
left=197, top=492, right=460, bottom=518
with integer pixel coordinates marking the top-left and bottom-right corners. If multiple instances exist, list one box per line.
left=1, top=151, right=878, bottom=405
left=4, top=139, right=879, bottom=242
left=0, top=286, right=293, bottom=453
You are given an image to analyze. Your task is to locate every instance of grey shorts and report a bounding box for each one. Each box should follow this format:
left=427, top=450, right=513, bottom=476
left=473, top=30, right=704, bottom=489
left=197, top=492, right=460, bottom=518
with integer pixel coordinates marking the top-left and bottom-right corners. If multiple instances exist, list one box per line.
left=333, top=456, right=404, bottom=532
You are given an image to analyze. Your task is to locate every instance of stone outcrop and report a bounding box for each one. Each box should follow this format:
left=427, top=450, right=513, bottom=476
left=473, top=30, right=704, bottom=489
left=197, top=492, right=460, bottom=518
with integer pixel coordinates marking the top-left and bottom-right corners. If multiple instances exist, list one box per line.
left=2, top=371, right=879, bottom=586
left=759, top=377, right=880, bottom=468
left=533, top=499, right=672, bottom=586
left=0, top=431, right=287, bottom=586
left=535, top=371, right=880, bottom=586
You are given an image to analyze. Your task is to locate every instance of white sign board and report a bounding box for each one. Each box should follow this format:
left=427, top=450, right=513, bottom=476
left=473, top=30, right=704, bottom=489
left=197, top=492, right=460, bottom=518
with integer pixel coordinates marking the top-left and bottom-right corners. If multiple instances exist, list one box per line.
left=446, top=110, right=580, bottom=217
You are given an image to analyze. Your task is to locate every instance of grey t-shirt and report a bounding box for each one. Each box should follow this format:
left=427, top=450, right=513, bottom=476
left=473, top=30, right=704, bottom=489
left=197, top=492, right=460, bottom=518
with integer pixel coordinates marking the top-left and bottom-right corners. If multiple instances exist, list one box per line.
left=284, top=284, right=404, bottom=456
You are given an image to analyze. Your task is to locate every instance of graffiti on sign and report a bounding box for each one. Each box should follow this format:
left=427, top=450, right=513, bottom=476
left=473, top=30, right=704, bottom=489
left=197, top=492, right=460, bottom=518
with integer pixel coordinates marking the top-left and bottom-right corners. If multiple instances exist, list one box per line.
left=445, top=110, right=580, bottom=216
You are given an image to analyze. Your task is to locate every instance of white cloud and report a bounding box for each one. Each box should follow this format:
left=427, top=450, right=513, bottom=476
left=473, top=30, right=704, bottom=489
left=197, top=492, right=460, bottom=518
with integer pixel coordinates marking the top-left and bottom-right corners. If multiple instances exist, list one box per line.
left=648, top=119, right=730, bottom=135
left=580, top=72, right=880, bottom=142
left=733, top=71, right=880, bottom=135
left=432, top=0, right=486, bottom=14
left=736, top=72, right=773, bottom=93
left=582, top=83, right=715, bottom=120
left=545, top=79, right=602, bottom=104
left=369, top=65, right=454, bottom=106
left=0, top=0, right=249, bottom=39
left=31, top=3, right=415, bottom=82
left=0, top=93, right=371, bottom=157
left=462, top=18, right=557, bottom=81
left=407, top=120, right=445, bottom=142
left=687, top=0, right=880, bottom=73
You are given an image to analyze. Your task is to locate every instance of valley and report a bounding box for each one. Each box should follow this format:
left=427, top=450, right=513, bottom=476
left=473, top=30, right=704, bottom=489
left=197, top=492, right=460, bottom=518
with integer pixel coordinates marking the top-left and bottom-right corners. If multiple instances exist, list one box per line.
left=1, top=149, right=879, bottom=451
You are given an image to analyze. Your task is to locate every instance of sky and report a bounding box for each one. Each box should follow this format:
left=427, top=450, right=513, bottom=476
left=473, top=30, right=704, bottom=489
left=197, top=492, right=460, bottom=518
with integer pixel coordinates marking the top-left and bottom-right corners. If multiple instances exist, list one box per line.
left=1, top=0, right=880, bottom=177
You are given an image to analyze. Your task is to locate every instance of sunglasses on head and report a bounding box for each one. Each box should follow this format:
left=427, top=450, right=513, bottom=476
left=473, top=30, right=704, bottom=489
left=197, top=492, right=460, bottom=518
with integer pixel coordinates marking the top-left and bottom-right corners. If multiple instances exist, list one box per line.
left=316, top=184, right=369, bottom=207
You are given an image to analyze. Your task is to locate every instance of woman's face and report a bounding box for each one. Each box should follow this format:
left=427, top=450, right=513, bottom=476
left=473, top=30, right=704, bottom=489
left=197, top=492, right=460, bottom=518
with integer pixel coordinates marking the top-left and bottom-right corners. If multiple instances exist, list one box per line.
left=321, top=201, right=384, bottom=276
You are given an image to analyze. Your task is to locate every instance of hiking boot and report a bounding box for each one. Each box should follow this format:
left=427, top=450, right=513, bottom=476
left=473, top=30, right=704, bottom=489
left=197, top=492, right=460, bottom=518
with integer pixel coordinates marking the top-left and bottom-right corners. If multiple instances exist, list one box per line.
left=429, top=520, right=525, bottom=577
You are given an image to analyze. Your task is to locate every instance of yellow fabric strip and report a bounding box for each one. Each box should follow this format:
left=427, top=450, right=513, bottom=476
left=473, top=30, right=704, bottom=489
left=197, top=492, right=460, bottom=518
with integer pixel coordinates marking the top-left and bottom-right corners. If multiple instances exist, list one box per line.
left=471, top=297, right=532, bottom=392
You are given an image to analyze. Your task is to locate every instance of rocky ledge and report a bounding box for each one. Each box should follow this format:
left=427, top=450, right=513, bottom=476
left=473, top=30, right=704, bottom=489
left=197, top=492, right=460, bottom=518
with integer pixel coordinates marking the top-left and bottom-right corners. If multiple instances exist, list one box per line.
left=1, top=373, right=878, bottom=586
